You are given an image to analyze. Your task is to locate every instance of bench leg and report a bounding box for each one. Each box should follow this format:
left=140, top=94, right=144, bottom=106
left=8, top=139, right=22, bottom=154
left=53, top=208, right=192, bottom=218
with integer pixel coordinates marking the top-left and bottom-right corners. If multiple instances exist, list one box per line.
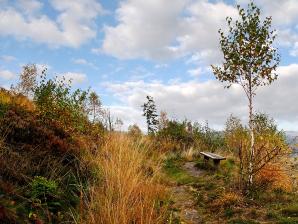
left=204, top=156, right=209, bottom=164
left=213, top=159, right=220, bottom=167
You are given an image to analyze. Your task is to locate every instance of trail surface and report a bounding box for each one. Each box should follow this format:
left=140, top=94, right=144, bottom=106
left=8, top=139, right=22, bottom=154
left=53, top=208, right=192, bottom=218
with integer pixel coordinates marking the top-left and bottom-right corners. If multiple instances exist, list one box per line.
left=171, top=162, right=203, bottom=224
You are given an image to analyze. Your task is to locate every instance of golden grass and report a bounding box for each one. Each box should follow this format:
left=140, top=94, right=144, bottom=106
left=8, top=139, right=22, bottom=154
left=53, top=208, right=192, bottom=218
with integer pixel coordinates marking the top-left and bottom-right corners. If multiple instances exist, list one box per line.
left=85, top=133, right=168, bottom=224
left=255, top=163, right=293, bottom=192
left=0, top=88, right=34, bottom=111
left=181, top=147, right=199, bottom=161
left=211, top=192, right=244, bottom=209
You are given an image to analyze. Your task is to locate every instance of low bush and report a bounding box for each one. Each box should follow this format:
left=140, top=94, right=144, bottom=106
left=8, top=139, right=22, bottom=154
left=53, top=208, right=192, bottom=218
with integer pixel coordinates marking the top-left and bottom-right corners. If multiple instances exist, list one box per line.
left=0, top=86, right=97, bottom=223
left=255, top=163, right=293, bottom=192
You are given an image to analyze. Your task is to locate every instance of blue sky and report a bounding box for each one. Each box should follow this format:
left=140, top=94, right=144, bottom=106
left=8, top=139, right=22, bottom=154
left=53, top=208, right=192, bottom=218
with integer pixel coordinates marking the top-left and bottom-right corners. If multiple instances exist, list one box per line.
left=1, top=0, right=298, bottom=131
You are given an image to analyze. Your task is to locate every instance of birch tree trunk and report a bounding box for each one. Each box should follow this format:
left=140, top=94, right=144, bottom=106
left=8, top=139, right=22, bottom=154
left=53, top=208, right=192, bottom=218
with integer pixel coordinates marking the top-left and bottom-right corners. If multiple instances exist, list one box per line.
left=248, top=90, right=255, bottom=188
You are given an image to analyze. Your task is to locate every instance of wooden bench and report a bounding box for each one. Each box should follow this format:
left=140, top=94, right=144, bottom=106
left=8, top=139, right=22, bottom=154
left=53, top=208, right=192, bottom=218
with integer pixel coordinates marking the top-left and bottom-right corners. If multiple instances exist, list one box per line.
left=200, top=152, right=226, bottom=167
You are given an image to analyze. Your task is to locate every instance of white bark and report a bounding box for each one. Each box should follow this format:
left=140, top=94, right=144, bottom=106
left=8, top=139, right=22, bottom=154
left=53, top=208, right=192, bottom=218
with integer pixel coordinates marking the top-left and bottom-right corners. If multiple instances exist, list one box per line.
left=248, top=87, right=255, bottom=187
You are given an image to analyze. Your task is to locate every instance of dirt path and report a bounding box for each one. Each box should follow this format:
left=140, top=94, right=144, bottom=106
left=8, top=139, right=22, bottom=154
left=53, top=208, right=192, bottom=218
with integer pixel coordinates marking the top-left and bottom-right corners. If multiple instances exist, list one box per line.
left=171, top=162, right=203, bottom=224
left=182, top=162, right=204, bottom=178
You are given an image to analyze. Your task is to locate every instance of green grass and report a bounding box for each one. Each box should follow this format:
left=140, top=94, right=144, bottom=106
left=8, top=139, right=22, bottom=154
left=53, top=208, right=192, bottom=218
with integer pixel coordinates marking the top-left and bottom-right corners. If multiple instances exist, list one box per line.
left=227, top=219, right=260, bottom=224
left=281, top=204, right=298, bottom=217
left=163, top=156, right=197, bottom=185
left=277, top=217, right=298, bottom=224
left=224, top=208, right=235, bottom=218
left=228, top=219, right=259, bottom=224
left=163, top=152, right=298, bottom=224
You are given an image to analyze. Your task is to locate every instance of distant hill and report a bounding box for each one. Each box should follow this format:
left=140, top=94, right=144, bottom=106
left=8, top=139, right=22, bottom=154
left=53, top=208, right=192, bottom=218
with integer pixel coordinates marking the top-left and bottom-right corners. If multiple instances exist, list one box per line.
left=285, top=131, right=298, bottom=157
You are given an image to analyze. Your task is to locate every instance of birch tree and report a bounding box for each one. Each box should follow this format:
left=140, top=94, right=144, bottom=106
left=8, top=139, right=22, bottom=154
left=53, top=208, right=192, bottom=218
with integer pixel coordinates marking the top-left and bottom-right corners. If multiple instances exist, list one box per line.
left=212, top=2, right=280, bottom=187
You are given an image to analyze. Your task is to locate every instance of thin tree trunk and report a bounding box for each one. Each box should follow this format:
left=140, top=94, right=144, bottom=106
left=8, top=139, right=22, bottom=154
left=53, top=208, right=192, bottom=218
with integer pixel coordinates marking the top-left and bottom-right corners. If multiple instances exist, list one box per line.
left=248, top=90, right=255, bottom=188
left=93, top=106, right=96, bottom=124
left=238, top=141, right=244, bottom=189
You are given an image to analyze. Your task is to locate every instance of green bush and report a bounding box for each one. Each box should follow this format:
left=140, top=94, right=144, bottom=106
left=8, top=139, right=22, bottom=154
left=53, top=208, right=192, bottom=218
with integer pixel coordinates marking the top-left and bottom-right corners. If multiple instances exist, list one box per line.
left=193, top=121, right=225, bottom=152
left=156, top=119, right=225, bottom=152
left=225, top=207, right=234, bottom=218
left=33, top=74, right=90, bottom=133
left=30, top=176, right=58, bottom=201
left=157, top=120, right=193, bottom=149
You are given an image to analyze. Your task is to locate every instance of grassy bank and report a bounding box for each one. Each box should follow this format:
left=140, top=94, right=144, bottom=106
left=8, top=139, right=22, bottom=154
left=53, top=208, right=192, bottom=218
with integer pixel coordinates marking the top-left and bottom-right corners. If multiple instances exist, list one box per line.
left=163, top=151, right=298, bottom=224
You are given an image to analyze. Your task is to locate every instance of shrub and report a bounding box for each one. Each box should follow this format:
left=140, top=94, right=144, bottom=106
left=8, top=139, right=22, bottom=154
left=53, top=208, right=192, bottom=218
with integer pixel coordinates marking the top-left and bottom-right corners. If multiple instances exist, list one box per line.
left=0, top=90, right=96, bottom=223
left=157, top=120, right=194, bottom=150
left=128, top=124, right=142, bottom=138
left=193, top=121, right=225, bottom=152
left=33, top=74, right=90, bottom=133
left=224, top=207, right=234, bottom=218
left=224, top=113, right=290, bottom=190
left=255, top=163, right=292, bottom=192
left=30, top=176, right=58, bottom=201
left=156, top=119, right=225, bottom=152
left=212, top=192, right=243, bottom=209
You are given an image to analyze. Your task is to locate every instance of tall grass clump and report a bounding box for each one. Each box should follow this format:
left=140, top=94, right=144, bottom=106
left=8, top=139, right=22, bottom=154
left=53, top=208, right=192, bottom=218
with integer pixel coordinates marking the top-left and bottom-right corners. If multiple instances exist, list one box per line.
left=86, top=133, right=168, bottom=224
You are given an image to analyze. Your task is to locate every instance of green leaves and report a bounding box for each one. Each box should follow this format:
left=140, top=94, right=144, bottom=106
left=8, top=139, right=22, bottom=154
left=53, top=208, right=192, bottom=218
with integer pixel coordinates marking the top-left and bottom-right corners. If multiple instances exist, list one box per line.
left=212, top=2, right=280, bottom=93
left=32, top=72, right=90, bottom=133
left=30, top=176, right=58, bottom=202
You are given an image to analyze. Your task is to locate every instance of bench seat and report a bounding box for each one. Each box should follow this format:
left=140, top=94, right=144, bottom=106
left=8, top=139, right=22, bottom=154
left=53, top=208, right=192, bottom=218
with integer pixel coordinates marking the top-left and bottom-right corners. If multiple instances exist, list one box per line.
left=200, top=151, right=226, bottom=166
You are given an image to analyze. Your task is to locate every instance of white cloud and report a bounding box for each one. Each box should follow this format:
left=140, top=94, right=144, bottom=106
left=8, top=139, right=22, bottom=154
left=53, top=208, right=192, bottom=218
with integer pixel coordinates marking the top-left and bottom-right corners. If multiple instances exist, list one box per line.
left=188, top=67, right=202, bottom=77
left=73, top=58, right=89, bottom=65
left=154, top=63, right=168, bottom=69
left=1, top=55, right=16, bottom=62
left=91, top=47, right=102, bottom=54
left=50, top=0, right=105, bottom=47
left=60, top=72, right=87, bottom=85
left=238, top=0, right=298, bottom=26
left=109, top=105, right=146, bottom=131
left=0, top=69, right=15, bottom=80
left=16, top=0, right=43, bottom=16
left=103, top=79, right=246, bottom=130
left=103, top=64, right=298, bottom=131
left=102, top=0, right=237, bottom=63
left=102, top=0, right=298, bottom=62
left=277, top=29, right=298, bottom=48
left=290, top=43, right=298, bottom=57
left=72, top=58, right=98, bottom=69
left=102, top=0, right=187, bottom=60
left=176, top=1, right=237, bottom=63
left=0, top=0, right=104, bottom=47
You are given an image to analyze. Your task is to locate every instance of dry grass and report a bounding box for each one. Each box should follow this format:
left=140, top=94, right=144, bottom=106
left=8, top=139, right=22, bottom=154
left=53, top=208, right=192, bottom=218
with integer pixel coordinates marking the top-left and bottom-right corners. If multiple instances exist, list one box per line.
left=255, top=163, right=293, bottom=192
left=0, top=88, right=34, bottom=111
left=211, top=192, right=244, bottom=209
left=85, top=133, right=168, bottom=224
left=181, top=147, right=199, bottom=161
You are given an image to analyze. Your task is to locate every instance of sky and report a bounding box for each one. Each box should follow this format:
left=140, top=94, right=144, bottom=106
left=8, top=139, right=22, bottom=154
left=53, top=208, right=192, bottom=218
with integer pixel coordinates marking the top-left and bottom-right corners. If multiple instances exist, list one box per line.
left=1, top=0, right=298, bottom=131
